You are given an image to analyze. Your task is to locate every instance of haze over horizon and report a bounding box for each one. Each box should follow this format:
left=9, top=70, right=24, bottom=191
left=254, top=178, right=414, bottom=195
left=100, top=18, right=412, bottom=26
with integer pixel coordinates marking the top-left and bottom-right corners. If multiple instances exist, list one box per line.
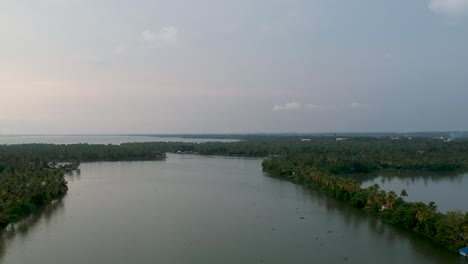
left=1, top=0, right=468, bottom=134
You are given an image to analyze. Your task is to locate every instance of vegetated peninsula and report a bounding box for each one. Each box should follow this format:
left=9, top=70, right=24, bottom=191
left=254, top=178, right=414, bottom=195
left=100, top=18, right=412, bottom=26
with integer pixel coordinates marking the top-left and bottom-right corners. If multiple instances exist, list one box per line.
left=0, top=143, right=166, bottom=227
left=260, top=137, right=468, bottom=252
left=1, top=136, right=468, bottom=253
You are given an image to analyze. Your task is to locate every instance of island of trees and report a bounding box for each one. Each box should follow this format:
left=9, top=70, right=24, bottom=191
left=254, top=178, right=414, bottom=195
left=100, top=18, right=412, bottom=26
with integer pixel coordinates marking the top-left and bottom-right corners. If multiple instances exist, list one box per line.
left=1, top=136, right=468, bottom=252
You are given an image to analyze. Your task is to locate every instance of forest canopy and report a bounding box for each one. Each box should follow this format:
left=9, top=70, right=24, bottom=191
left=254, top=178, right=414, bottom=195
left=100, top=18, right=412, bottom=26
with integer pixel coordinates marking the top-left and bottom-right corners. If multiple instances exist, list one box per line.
left=1, top=136, right=468, bottom=252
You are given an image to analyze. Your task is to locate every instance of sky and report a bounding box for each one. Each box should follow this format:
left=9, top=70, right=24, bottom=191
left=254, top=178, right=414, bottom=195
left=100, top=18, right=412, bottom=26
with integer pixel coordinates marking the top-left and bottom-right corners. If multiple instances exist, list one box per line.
left=1, top=0, right=468, bottom=134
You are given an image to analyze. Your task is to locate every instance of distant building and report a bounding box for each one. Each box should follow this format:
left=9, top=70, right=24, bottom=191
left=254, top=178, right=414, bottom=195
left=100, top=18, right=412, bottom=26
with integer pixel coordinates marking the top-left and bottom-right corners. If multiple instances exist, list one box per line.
left=300, top=138, right=311, bottom=142
left=336, top=138, right=348, bottom=141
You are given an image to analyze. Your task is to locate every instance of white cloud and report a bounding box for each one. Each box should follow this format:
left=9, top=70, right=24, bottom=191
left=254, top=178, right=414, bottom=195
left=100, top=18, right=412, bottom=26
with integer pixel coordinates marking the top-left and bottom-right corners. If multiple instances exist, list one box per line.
left=350, top=102, right=368, bottom=109
left=306, top=103, right=320, bottom=109
left=112, top=44, right=126, bottom=54
left=272, top=102, right=301, bottom=111
left=142, top=26, right=179, bottom=47
left=272, top=102, right=367, bottom=112
left=256, top=23, right=273, bottom=33
left=384, top=52, right=393, bottom=60
left=429, top=0, right=468, bottom=16
left=142, top=29, right=157, bottom=42
left=157, top=26, right=178, bottom=44
left=307, top=102, right=367, bottom=111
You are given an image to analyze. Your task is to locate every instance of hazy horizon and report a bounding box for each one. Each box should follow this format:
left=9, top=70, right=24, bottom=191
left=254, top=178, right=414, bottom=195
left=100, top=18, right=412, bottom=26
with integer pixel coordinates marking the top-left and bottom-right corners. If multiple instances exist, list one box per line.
left=2, top=0, right=468, bottom=134
left=1, top=131, right=467, bottom=136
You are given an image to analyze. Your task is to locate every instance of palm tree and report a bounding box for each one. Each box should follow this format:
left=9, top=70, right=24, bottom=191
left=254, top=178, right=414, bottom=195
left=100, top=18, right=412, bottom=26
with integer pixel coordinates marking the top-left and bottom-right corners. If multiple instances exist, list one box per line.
left=366, top=184, right=381, bottom=209
left=400, top=189, right=408, bottom=199
left=385, top=191, right=397, bottom=209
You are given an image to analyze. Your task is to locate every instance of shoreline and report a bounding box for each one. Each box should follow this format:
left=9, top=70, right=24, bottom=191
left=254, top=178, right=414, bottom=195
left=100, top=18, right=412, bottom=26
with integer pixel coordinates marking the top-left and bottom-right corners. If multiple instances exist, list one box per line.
left=262, top=160, right=468, bottom=254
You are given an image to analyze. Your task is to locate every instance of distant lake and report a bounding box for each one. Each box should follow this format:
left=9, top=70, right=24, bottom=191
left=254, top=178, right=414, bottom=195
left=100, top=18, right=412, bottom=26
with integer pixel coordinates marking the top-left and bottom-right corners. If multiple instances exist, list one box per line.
left=0, top=154, right=462, bottom=264
left=360, top=171, right=468, bottom=212
left=0, top=135, right=238, bottom=145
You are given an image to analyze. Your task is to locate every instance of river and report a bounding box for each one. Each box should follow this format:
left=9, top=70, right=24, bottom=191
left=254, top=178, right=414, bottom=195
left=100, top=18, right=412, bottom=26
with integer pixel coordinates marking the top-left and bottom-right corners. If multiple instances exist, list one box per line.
left=360, top=170, right=468, bottom=212
left=0, top=135, right=237, bottom=145
left=0, top=154, right=464, bottom=263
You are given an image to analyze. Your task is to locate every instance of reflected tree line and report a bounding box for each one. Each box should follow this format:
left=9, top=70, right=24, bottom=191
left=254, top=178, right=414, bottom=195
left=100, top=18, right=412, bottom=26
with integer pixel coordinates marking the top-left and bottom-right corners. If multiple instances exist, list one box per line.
left=261, top=137, right=468, bottom=252
left=0, top=198, right=65, bottom=262
left=291, top=185, right=460, bottom=263
left=349, top=169, right=466, bottom=184
left=0, top=143, right=166, bottom=227
left=2, top=136, right=468, bottom=253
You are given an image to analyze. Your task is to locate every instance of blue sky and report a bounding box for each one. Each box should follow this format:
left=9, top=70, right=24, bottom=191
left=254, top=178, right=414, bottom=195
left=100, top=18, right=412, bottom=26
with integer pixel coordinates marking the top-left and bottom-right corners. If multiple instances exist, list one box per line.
left=1, top=0, right=468, bottom=134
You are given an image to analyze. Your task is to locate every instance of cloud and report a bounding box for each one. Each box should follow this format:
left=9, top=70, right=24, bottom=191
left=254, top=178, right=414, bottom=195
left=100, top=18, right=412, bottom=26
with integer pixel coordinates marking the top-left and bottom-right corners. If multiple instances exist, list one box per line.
left=142, top=26, right=179, bottom=47
left=306, top=102, right=368, bottom=111
left=256, top=23, right=273, bottom=33
left=272, top=102, right=301, bottom=111
left=272, top=102, right=367, bottom=112
left=429, top=0, right=468, bottom=16
left=384, top=52, right=393, bottom=60
left=306, top=103, right=320, bottom=110
left=350, top=102, right=368, bottom=109
left=112, top=44, right=126, bottom=54
left=142, top=30, right=157, bottom=42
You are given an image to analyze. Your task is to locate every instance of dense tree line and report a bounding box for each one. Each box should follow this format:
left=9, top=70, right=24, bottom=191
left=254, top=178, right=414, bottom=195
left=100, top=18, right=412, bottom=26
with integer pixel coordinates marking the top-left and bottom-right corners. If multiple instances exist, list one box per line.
left=261, top=138, right=468, bottom=252
left=0, top=143, right=167, bottom=227
left=0, top=168, right=67, bottom=227
left=0, top=143, right=166, bottom=169
left=0, top=138, right=303, bottom=227
left=2, top=136, right=468, bottom=251
left=166, top=136, right=468, bottom=172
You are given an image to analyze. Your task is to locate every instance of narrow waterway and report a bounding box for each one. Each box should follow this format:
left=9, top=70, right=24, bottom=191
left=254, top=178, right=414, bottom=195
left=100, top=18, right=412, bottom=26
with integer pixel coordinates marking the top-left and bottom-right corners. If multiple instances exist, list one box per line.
left=0, top=154, right=464, bottom=263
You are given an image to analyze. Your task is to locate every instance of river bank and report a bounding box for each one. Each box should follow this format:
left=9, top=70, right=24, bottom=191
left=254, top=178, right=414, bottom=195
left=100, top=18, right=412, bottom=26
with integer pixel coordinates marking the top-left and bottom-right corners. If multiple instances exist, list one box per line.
left=2, top=137, right=468, bottom=257
left=262, top=158, right=468, bottom=253
left=1, top=155, right=463, bottom=264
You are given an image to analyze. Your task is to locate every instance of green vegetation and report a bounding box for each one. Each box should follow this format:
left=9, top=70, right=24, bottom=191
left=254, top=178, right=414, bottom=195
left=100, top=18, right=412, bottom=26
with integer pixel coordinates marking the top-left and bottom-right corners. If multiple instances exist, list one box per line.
left=0, top=143, right=166, bottom=227
left=2, top=136, right=468, bottom=253
left=0, top=168, right=67, bottom=227
left=260, top=137, right=468, bottom=252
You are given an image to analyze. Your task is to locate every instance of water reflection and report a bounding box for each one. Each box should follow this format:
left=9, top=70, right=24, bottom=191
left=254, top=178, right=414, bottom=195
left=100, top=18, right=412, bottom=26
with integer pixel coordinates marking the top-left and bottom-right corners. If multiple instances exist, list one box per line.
left=0, top=197, right=65, bottom=262
left=1, top=158, right=466, bottom=263
left=0, top=170, right=79, bottom=262
left=263, top=172, right=463, bottom=263
left=352, top=170, right=466, bottom=184
left=357, top=170, right=468, bottom=212
left=65, top=169, right=81, bottom=181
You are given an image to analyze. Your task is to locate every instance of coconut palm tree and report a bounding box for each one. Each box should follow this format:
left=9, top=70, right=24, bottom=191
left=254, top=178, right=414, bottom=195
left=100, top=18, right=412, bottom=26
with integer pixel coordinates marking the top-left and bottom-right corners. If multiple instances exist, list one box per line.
left=385, top=191, right=397, bottom=209
left=400, top=189, right=408, bottom=199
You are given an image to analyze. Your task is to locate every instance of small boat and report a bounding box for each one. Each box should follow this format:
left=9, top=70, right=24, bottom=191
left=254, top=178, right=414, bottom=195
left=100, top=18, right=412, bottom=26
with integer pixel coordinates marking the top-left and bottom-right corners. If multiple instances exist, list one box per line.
left=460, top=247, right=468, bottom=257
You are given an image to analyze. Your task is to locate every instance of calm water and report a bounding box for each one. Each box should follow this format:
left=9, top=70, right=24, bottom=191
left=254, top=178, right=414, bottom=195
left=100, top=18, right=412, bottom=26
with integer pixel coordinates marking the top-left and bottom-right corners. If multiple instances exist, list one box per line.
left=0, top=154, right=463, bottom=264
left=0, top=135, right=237, bottom=145
left=361, top=171, right=468, bottom=212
